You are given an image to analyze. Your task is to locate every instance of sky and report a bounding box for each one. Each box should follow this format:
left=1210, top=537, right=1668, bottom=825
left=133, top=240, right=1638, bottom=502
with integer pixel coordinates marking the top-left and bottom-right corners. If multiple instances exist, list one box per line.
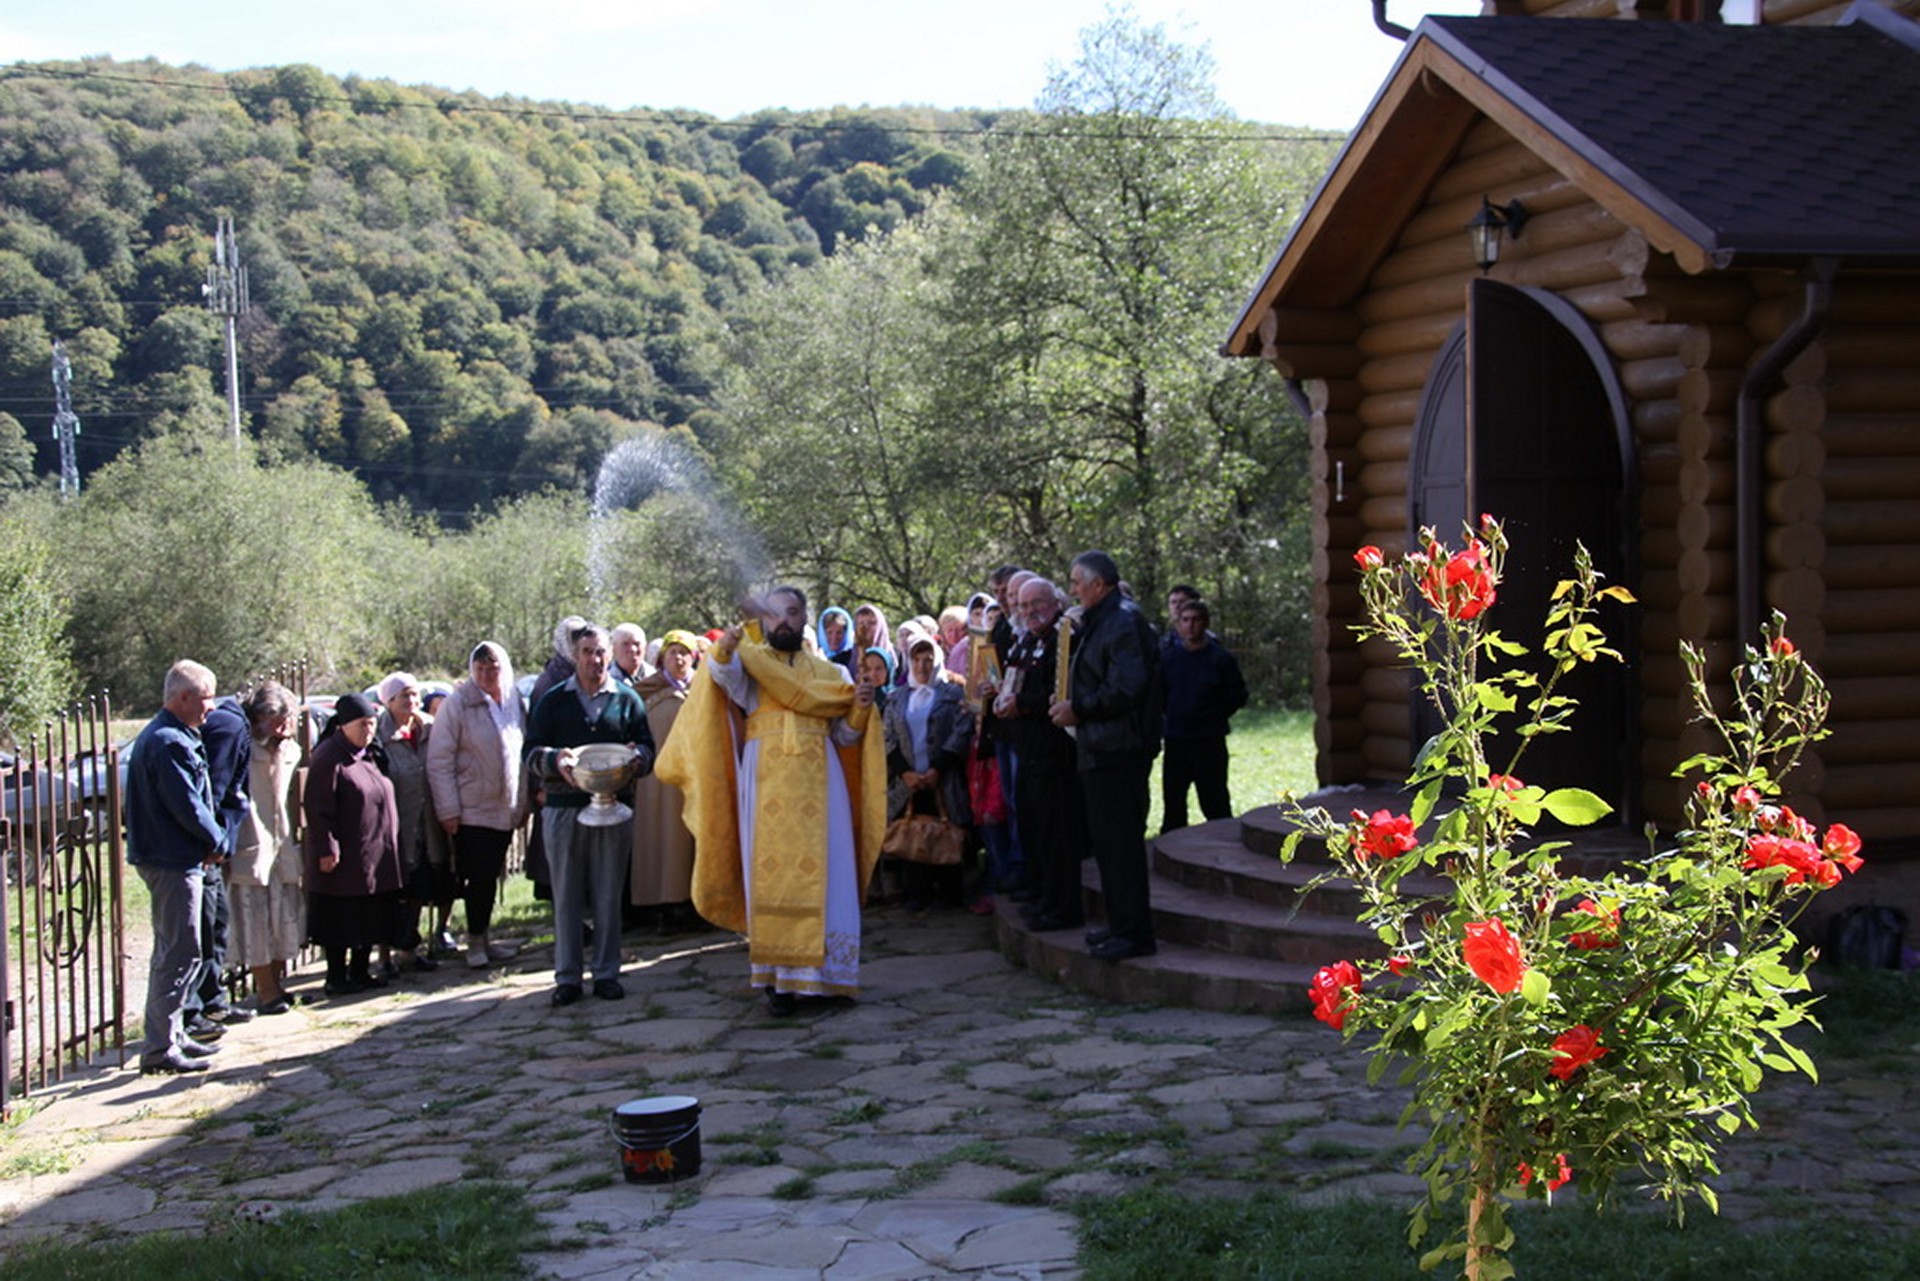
left=0, top=1, right=1488, bottom=132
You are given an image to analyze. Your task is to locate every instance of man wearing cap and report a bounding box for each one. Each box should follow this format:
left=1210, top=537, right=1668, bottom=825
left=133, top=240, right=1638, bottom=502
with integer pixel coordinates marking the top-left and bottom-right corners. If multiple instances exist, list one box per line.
left=126, top=660, right=228, bottom=1074
left=525, top=623, right=656, bottom=1006
left=656, top=587, right=886, bottom=1016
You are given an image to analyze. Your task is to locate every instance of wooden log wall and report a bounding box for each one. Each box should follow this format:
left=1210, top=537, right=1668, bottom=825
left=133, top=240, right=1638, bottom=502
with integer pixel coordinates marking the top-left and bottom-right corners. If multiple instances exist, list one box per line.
left=1766, top=276, right=1920, bottom=840
left=1322, top=117, right=1700, bottom=794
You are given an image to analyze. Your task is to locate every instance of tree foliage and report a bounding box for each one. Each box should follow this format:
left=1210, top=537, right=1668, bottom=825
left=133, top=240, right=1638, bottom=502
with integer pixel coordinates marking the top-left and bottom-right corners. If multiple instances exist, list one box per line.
left=0, top=60, right=991, bottom=516
left=0, top=498, right=78, bottom=747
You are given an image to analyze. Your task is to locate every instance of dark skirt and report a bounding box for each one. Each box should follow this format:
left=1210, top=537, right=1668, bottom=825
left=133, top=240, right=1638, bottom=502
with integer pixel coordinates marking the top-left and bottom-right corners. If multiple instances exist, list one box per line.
left=308, top=889, right=408, bottom=950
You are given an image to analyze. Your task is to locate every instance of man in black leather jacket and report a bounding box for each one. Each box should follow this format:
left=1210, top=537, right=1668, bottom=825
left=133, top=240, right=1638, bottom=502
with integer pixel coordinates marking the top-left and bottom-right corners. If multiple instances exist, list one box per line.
left=1050, top=550, right=1163, bottom=960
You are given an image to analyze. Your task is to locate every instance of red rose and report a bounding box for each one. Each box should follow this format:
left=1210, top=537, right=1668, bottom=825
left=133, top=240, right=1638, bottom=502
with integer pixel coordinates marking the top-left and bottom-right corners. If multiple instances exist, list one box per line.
left=1770, top=635, right=1797, bottom=658
left=1823, top=823, right=1864, bottom=874
left=1349, top=808, right=1418, bottom=862
left=1569, top=899, right=1621, bottom=950
left=1548, top=1025, right=1608, bottom=1081
left=1354, top=545, right=1385, bottom=572
left=1732, top=785, right=1762, bottom=815
left=1309, top=961, right=1363, bottom=1031
left=1518, top=1153, right=1571, bottom=1191
left=1388, top=954, right=1414, bottom=977
left=1463, top=918, right=1525, bottom=994
left=1418, top=538, right=1498, bottom=621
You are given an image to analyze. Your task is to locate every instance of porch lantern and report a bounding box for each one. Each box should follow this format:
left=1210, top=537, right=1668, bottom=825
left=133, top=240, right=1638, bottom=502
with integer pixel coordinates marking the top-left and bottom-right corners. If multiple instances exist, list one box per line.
left=1467, top=195, right=1529, bottom=271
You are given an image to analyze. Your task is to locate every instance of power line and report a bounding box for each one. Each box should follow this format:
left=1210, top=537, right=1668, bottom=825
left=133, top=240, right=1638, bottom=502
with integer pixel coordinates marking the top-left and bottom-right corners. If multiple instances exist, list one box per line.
left=0, top=61, right=1346, bottom=145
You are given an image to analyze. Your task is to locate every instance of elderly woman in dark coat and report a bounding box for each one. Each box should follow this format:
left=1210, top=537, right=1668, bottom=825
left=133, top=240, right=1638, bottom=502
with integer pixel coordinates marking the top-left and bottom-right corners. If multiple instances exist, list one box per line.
left=376, top=671, right=449, bottom=973
left=882, top=629, right=976, bottom=911
left=305, top=692, right=405, bottom=997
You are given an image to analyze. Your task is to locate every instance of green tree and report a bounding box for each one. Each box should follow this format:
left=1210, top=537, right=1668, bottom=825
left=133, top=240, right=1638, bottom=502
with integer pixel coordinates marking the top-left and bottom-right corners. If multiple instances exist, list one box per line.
left=0, top=501, right=78, bottom=748
left=58, top=435, right=389, bottom=701
left=717, top=204, right=981, bottom=615
left=945, top=13, right=1327, bottom=677
left=0, top=411, right=36, bottom=490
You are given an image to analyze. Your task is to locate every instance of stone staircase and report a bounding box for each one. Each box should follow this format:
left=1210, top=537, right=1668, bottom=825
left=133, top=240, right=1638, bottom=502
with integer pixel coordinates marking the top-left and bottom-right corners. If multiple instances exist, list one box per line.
left=995, top=793, right=1443, bottom=1015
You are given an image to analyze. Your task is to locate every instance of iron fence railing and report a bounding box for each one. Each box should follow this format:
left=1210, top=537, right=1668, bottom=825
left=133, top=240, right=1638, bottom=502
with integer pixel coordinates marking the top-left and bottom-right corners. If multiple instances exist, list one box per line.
left=2, top=696, right=126, bottom=1117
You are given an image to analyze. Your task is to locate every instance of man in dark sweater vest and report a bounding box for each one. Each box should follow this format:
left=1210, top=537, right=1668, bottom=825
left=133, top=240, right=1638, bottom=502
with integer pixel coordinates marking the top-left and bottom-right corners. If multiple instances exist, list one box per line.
left=1160, top=598, right=1249, bottom=832
left=526, top=623, right=655, bottom=1006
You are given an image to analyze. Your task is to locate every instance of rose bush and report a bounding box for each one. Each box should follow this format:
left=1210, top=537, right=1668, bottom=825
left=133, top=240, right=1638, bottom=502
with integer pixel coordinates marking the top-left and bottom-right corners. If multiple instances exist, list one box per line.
left=1290, top=520, right=1858, bottom=1280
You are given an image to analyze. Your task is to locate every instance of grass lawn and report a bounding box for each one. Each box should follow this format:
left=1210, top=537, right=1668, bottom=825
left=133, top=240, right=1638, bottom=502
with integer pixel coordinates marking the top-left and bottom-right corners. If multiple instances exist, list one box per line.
left=1148, top=705, right=1315, bottom=835
left=2, top=1181, right=546, bottom=1280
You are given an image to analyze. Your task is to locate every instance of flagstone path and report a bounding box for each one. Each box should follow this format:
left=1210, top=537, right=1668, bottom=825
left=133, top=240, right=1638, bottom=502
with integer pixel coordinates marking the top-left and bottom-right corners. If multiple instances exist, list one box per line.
left=3, top=907, right=1918, bottom=1278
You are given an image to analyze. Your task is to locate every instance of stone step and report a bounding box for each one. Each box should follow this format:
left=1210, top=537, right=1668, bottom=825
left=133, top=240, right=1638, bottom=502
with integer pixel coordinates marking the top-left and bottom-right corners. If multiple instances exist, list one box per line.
left=992, top=898, right=1318, bottom=1015
left=1151, top=817, right=1450, bottom=919
left=1078, top=859, right=1385, bottom=965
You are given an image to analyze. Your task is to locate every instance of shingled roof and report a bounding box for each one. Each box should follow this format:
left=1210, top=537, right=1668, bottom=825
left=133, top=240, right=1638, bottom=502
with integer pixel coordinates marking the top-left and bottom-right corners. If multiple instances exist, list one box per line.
left=1425, top=10, right=1920, bottom=263
left=1225, top=5, right=1920, bottom=358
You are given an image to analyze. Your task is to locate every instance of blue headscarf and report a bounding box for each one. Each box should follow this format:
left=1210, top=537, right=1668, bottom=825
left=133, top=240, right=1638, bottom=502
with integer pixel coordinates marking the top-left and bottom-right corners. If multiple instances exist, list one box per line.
left=816, top=606, right=855, bottom=658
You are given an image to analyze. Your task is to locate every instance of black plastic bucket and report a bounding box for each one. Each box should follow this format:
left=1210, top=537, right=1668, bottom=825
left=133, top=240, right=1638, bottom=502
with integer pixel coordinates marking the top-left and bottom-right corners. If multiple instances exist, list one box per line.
left=611, top=1094, right=702, bottom=1183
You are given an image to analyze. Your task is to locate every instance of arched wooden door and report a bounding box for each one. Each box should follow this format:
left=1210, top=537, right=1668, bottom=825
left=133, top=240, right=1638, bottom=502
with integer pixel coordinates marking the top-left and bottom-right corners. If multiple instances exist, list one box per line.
left=1409, top=280, right=1637, bottom=821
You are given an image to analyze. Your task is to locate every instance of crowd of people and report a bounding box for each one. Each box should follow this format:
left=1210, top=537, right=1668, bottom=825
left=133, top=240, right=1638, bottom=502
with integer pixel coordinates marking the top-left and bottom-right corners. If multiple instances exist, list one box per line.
left=124, top=552, right=1250, bottom=1073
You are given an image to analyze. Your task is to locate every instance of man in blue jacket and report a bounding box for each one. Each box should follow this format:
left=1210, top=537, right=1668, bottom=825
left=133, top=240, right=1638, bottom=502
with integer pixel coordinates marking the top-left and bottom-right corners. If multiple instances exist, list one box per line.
left=126, top=660, right=227, bottom=1074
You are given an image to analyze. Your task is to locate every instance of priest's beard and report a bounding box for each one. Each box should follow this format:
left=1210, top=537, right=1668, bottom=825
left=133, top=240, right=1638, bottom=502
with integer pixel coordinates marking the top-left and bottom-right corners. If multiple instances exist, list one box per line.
left=769, top=625, right=804, bottom=653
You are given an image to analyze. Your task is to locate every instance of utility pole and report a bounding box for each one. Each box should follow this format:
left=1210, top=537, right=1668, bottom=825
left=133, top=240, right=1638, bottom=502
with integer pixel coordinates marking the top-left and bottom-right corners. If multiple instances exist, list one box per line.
left=202, top=215, right=249, bottom=442
left=50, top=340, right=79, bottom=501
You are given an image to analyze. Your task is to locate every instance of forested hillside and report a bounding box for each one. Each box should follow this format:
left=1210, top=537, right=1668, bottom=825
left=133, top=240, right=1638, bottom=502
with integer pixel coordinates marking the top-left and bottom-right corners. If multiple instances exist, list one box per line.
left=0, top=57, right=989, bottom=512
left=0, top=16, right=1342, bottom=720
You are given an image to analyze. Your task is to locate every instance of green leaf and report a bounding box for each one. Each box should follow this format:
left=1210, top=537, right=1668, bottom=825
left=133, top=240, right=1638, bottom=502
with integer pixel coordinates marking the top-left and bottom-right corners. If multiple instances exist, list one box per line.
left=1715, top=1110, right=1741, bottom=1134
left=1474, top=681, right=1518, bottom=713
left=1521, top=968, right=1552, bottom=1006
left=1541, top=787, right=1613, bottom=826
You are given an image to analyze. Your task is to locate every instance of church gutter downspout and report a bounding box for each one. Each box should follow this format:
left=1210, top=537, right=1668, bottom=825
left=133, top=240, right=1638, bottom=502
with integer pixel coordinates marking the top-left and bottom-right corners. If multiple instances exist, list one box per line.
left=1371, top=1, right=1412, bottom=42
left=1734, top=256, right=1836, bottom=646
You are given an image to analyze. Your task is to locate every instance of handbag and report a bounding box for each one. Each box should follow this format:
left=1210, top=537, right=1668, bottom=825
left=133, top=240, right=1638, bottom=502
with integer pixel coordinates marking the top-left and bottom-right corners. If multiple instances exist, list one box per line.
left=967, top=749, right=1007, bottom=826
left=882, top=790, right=967, bottom=866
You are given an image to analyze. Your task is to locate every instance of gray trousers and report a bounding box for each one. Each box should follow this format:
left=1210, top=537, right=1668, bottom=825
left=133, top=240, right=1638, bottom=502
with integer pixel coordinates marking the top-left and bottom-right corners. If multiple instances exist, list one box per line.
left=543, top=806, right=630, bottom=984
left=138, top=862, right=205, bottom=1063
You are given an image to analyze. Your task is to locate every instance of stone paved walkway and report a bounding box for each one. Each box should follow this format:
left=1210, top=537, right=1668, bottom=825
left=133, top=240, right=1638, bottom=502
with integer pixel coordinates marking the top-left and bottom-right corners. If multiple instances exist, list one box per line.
left=3, top=907, right=1919, bottom=1277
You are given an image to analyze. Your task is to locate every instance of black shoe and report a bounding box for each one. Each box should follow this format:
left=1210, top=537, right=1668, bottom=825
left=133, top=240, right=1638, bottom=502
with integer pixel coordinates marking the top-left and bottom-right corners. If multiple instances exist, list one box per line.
left=1089, top=936, right=1157, bottom=962
left=207, top=1006, right=255, bottom=1024
left=593, top=978, right=625, bottom=1001
left=1024, top=911, right=1086, bottom=933
left=353, top=969, right=390, bottom=989
left=140, top=1051, right=209, bottom=1075
left=1084, top=927, right=1114, bottom=947
left=324, top=977, right=368, bottom=998
left=413, top=953, right=440, bottom=972
left=255, top=996, right=294, bottom=1016
left=180, top=1035, right=223, bottom=1057
left=184, top=1018, right=226, bottom=1041
left=765, top=986, right=798, bottom=1017
left=551, top=984, right=584, bottom=1008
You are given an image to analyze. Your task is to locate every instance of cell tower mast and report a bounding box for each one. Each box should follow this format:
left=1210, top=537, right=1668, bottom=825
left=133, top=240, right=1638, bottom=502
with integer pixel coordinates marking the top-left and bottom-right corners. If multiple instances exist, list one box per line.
left=50, top=340, right=79, bottom=500
left=203, top=215, right=249, bottom=442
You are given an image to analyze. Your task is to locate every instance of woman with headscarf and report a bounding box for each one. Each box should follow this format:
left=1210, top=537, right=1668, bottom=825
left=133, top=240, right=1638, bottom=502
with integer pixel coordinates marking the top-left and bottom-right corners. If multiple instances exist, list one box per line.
left=851, top=604, right=889, bottom=678
left=882, top=629, right=976, bottom=912
left=816, top=606, right=857, bottom=677
left=938, top=606, right=970, bottom=678
left=859, top=646, right=896, bottom=713
left=376, top=671, right=449, bottom=975
left=305, top=692, right=404, bottom=996
left=228, top=681, right=303, bottom=1014
left=630, top=629, right=703, bottom=934
left=426, top=641, right=528, bottom=969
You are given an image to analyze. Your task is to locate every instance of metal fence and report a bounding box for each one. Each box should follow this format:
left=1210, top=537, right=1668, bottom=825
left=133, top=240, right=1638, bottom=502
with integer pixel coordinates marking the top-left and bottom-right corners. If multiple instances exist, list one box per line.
left=2, top=696, right=126, bottom=1118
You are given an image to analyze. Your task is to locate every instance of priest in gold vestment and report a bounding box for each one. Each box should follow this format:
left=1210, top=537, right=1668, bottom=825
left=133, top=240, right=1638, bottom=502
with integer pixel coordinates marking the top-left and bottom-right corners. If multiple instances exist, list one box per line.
left=656, top=587, right=886, bottom=1015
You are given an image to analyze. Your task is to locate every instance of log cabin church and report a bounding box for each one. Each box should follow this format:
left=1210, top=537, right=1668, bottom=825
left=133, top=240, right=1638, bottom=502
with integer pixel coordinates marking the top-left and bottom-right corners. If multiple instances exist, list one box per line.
left=1226, top=0, right=1920, bottom=846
